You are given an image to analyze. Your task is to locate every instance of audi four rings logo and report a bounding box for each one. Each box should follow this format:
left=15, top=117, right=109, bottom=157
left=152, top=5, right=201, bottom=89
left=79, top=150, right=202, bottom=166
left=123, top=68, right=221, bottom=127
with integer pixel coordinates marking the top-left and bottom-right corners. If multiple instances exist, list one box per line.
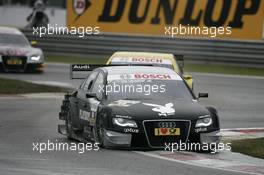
left=158, top=122, right=176, bottom=128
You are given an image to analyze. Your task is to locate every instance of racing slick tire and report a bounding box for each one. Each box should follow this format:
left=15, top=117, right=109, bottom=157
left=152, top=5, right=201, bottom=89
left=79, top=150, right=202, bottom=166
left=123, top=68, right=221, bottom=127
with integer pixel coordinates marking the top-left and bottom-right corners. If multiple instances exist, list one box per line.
left=26, top=63, right=44, bottom=73
left=66, top=108, right=74, bottom=140
left=94, top=114, right=106, bottom=148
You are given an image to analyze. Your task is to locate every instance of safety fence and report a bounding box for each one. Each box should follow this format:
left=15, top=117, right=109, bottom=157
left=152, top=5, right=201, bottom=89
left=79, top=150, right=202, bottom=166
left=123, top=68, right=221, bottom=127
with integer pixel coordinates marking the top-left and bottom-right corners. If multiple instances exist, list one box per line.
left=22, top=29, right=264, bottom=67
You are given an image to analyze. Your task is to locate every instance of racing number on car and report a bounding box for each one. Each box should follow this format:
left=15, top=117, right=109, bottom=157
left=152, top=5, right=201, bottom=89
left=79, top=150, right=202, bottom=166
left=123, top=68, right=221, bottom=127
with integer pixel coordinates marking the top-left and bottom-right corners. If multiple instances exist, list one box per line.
left=154, top=128, right=180, bottom=136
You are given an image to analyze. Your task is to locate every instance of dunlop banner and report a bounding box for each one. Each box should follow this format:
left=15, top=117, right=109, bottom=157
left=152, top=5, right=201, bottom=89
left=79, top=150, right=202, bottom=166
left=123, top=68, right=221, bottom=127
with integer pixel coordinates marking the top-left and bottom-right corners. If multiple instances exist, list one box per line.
left=67, top=0, right=264, bottom=40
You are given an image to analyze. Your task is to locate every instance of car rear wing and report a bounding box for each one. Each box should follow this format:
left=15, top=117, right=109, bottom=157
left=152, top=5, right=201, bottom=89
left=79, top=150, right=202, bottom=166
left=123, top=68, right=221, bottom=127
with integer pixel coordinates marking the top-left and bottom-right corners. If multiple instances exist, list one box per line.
left=70, top=64, right=103, bottom=79
left=70, top=64, right=155, bottom=79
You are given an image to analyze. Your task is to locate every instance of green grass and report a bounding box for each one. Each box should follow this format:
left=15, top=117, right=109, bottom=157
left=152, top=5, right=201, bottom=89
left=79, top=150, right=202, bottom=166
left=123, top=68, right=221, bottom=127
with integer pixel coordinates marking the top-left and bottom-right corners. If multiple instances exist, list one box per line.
left=46, top=55, right=264, bottom=77
left=231, top=138, right=264, bottom=159
left=0, top=77, right=69, bottom=94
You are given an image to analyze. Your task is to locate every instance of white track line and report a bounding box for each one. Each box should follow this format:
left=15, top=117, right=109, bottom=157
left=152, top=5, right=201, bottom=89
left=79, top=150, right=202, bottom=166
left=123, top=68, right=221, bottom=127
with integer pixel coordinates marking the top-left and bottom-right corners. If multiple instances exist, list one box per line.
left=31, top=81, right=73, bottom=88
left=221, top=127, right=264, bottom=131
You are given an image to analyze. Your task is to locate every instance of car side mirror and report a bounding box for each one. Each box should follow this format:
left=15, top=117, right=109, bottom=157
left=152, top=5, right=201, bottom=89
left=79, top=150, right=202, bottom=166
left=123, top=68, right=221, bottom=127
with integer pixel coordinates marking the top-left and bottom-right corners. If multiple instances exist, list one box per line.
left=31, top=41, right=38, bottom=47
left=198, top=93, right=208, bottom=98
left=86, top=92, right=97, bottom=98
left=183, top=74, right=192, bottom=80
left=178, top=59, right=184, bottom=69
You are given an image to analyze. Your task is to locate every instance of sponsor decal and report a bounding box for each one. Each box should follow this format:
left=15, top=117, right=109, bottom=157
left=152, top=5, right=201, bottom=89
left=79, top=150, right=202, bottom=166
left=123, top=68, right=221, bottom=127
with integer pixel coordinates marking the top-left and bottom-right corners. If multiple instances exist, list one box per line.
left=134, top=74, right=171, bottom=80
left=108, top=100, right=140, bottom=107
left=79, top=109, right=90, bottom=121
left=195, top=127, right=208, bottom=133
left=116, top=115, right=132, bottom=119
left=108, top=73, right=181, bottom=81
left=68, top=0, right=264, bottom=40
left=0, top=49, right=29, bottom=56
left=154, top=128, right=180, bottom=136
left=71, top=64, right=91, bottom=71
left=131, top=57, right=162, bottom=63
left=111, top=57, right=173, bottom=65
left=89, top=111, right=96, bottom=126
left=79, top=109, right=96, bottom=125
left=124, top=128, right=139, bottom=133
left=143, top=103, right=175, bottom=117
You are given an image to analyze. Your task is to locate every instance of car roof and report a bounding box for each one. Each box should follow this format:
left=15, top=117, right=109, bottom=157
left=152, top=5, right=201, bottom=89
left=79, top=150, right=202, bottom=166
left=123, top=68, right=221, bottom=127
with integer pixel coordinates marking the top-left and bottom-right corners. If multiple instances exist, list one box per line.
left=102, top=66, right=179, bottom=76
left=110, top=51, right=175, bottom=61
left=0, top=26, right=23, bottom=35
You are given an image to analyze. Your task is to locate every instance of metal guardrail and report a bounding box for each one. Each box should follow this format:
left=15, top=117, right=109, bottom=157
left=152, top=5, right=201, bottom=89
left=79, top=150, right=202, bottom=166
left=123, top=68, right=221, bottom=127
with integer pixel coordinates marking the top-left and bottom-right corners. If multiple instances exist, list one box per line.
left=22, top=29, right=264, bottom=67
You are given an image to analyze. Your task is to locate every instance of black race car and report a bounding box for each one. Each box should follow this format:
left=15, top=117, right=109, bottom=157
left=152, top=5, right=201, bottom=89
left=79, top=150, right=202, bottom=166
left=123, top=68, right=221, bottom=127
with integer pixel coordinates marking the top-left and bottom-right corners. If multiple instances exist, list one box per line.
left=59, top=66, right=220, bottom=150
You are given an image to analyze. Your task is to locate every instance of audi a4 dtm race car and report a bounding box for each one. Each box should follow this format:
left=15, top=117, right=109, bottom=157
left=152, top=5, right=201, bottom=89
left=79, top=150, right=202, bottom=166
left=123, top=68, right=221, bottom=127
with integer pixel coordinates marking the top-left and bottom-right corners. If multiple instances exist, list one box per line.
left=58, top=66, right=220, bottom=150
left=106, top=51, right=193, bottom=89
left=0, top=27, right=44, bottom=72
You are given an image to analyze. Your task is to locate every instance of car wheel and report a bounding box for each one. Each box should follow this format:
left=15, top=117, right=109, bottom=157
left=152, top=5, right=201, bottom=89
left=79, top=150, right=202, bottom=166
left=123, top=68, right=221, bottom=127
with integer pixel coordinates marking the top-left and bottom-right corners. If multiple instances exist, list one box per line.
left=66, top=109, right=74, bottom=140
left=95, top=116, right=105, bottom=148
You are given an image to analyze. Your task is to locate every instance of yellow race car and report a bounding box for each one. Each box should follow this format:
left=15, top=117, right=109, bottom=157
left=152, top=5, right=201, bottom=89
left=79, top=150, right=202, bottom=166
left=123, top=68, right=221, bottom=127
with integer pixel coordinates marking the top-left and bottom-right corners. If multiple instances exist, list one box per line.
left=106, top=51, right=193, bottom=89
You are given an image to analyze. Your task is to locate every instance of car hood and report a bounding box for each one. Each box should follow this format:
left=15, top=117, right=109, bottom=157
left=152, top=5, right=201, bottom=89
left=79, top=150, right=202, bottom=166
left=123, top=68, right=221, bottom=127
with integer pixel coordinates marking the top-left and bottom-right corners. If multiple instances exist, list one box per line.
left=0, top=45, right=42, bottom=56
left=105, top=99, right=210, bottom=121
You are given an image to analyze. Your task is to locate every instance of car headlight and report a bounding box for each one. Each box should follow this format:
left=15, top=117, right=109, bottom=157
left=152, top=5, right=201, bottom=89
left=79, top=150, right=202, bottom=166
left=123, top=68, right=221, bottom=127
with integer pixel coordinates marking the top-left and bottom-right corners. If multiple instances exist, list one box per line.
left=30, top=55, right=41, bottom=61
left=112, top=117, right=137, bottom=128
left=195, top=116, right=212, bottom=127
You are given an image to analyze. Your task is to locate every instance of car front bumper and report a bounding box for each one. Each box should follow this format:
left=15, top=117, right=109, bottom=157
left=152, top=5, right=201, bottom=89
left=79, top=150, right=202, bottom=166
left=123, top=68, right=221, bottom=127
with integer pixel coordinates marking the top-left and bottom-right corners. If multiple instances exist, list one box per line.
left=200, top=130, right=221, bottom=145
left=103, top=129, right=221, bottom=150
left=104, top=130, right=132, bottom=148
left=0, top=61, right=44, bottom=72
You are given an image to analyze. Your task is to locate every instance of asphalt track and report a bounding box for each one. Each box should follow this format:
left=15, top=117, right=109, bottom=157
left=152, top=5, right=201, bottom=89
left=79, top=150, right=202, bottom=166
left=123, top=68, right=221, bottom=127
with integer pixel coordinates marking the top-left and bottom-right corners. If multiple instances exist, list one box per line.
left=0, top=63, right=264, bottom=175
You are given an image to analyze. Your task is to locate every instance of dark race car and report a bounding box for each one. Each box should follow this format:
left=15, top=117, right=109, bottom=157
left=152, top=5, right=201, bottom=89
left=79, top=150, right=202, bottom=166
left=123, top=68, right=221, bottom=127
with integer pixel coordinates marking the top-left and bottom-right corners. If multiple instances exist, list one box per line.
left=0, top=27, right=44, bottom=72
left=58, top=66, right=220, bottom=150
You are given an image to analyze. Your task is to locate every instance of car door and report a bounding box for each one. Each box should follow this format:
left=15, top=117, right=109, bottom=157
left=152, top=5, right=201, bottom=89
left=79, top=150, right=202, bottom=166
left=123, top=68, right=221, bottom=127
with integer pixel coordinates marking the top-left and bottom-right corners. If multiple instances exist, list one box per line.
left=85, top=71, right=105, bottom=127
left=72, top=71, right=99, bottom=128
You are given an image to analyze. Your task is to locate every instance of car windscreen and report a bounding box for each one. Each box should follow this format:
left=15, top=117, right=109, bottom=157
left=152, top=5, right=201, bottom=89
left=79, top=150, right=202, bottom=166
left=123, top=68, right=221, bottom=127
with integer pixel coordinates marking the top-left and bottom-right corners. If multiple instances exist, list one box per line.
left=106, top=77, right=193, bottom=101
left=0, top=34, right=29, bottom=46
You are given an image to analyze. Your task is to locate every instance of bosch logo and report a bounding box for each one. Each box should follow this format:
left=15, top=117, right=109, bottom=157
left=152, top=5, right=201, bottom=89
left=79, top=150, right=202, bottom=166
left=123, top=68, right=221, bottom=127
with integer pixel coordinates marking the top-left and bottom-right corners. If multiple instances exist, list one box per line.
left=158, top=122, right=176, bottom=128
